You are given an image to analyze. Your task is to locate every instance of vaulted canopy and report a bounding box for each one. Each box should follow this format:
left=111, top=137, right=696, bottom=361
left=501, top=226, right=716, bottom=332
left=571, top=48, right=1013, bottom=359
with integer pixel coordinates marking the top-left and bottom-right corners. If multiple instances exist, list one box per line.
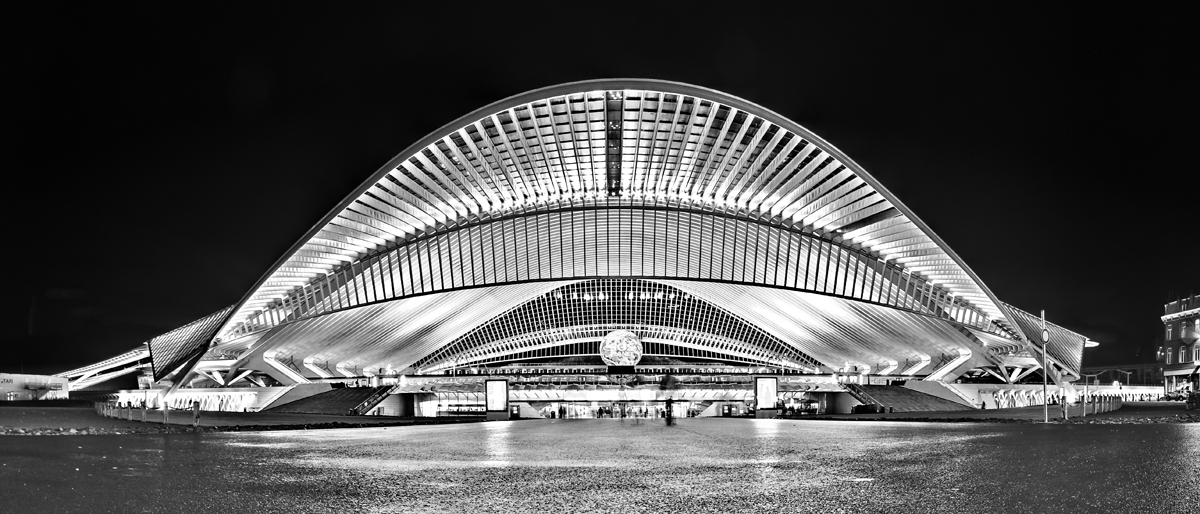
left=122, top=80, right=1085, bottom=386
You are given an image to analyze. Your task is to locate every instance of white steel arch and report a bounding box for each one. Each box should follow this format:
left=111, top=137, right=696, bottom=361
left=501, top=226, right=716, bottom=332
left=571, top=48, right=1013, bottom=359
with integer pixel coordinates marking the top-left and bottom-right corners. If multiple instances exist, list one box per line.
left=216, top=81, right=1022, bottom=340
left=129, top=79, right=1090, bottom=386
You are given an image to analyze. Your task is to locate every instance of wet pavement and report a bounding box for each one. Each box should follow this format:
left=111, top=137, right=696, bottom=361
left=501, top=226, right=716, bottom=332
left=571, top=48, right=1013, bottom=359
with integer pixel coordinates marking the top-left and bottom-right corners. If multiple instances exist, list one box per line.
left=0, top=404, right=481, bottom=435
left=1, top=418, right=1196, bottom=514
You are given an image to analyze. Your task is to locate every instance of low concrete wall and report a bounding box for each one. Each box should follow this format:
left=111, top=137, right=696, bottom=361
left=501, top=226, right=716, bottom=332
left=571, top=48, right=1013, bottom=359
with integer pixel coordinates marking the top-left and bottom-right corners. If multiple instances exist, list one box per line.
left=830, top=392, right=862, bottom=414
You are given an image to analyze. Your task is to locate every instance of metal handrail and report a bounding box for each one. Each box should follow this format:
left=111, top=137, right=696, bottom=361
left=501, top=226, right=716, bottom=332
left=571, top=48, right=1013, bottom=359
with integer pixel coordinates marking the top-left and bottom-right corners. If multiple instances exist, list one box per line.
left=352, top=385, right=397, bottom=415
left=843, top=382, right=884, bottom=408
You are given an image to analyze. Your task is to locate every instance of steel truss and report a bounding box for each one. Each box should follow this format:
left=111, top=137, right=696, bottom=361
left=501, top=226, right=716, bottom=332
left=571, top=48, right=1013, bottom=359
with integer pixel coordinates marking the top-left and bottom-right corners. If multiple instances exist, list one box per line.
left=216, top=81, right=1020, bottom=352
left=226, top=206, right=1006, bottom=345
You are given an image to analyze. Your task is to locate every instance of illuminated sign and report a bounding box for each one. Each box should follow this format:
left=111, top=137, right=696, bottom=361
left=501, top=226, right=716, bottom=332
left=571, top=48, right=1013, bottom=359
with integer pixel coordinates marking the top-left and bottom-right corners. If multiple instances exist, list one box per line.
left=755, top=377, right=778, bottom=408
left=485, top=380, right=508, bottom=412
left=439, top=404, right=486, bottom=413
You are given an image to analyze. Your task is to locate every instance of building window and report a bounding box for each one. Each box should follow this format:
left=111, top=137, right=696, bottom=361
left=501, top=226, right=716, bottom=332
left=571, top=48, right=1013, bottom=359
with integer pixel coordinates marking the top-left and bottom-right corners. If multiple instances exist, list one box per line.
left=1166, top=350, right=1172, bottom=365
left=1167, top=324, right=1173, bottom=340
left=1194, top=345, right=1199, bottom=362
left=1184, top=347, right=1190, bottom=364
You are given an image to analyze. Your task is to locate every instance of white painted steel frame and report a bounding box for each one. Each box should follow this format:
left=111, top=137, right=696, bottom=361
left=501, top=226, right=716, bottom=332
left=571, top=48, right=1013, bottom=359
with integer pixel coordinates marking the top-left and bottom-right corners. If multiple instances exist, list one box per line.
left=414, top=279, right=823, bottom=373
left=216, top=80, right=1021, bottom=348
left=112, top=79, right=1091, bottom=387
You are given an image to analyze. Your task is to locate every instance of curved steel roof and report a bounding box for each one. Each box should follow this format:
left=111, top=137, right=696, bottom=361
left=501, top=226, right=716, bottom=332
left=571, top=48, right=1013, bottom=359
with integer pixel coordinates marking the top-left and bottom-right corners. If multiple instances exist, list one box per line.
left=217, top=79, right=1020, bottom=344
left=106, top=79, right=1095, bottom=387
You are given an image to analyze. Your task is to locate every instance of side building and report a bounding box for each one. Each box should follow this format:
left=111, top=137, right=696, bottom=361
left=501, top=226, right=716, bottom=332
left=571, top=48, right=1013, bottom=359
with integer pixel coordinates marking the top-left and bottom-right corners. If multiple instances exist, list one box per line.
left=0, top=373, right=69, bottom=401
left=1160, top=294, right=1199, bottom=395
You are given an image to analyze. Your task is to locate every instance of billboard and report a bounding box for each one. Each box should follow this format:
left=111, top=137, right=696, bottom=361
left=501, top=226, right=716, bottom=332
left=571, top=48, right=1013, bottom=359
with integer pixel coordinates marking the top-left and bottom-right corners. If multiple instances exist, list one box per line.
left=755, top=377, right=778, bottom=408
left=485, top=380, right=508, bottom=412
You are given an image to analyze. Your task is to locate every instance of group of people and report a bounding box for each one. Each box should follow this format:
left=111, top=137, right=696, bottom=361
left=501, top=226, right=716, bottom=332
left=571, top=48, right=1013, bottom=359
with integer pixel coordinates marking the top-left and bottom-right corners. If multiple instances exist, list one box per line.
left=547, top=401, right=690, bottom=420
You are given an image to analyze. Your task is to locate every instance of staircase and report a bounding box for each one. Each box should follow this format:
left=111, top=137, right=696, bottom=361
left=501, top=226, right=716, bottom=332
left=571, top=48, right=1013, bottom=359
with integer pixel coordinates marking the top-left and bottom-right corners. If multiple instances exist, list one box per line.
left=859, top=385, right=974, bottom=412
left=843, top=382, right=884, bottom=410
left=267, top=386, right=390, bottom=416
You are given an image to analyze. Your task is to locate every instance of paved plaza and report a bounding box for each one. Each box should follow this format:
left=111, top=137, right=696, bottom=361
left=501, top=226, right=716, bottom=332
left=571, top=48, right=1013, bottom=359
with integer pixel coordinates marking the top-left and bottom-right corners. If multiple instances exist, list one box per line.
left=2, top=416, right=1197, bottom=514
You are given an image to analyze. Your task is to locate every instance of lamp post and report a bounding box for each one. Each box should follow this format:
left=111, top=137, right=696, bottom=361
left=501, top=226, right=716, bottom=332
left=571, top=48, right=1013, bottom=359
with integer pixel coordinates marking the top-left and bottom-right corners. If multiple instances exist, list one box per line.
left=1041, top=310, right=1049, bottom=423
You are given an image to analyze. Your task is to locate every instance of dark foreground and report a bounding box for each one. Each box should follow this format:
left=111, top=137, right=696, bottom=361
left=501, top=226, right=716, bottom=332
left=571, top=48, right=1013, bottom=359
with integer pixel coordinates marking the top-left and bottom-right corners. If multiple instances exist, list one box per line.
left=2, top=418, right=1196, bottom=514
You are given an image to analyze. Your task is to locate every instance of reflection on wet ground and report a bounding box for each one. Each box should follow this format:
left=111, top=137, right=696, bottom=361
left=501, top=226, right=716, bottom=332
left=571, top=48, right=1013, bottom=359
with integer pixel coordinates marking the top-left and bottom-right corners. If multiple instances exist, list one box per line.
left=2, top=418, right=1197, bottom=513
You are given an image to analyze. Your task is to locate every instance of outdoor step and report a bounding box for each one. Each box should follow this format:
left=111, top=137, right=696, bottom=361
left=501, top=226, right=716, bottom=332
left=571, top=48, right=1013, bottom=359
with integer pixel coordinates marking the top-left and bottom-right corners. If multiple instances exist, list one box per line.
left=859, top=385, right=974, bottom=412
left=267, top=386, right=388, bottom=415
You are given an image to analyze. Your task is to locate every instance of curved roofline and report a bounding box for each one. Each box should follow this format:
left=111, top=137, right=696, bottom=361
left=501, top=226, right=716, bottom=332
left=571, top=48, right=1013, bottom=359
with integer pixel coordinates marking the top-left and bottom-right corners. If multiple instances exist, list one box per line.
left=218, top=78, right=1020, bottom=343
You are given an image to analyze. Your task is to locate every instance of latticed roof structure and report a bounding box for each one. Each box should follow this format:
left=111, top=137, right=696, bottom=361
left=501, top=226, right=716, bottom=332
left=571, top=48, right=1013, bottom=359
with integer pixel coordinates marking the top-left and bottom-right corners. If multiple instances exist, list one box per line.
left=56, top=80, right=1087, bottom=391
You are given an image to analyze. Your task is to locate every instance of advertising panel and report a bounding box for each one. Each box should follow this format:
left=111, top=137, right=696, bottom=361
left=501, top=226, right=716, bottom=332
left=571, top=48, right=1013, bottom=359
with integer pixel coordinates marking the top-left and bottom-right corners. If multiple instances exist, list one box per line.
left=755, top=376, right=778, bottom=408
left=485, top=380, right=508, bottom=412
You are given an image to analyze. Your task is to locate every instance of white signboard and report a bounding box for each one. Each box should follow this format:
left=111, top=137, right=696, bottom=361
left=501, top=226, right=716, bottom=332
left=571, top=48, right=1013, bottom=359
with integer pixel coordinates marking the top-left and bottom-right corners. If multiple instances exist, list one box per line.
left=485, top=380, right=508, bottom=412
left=755, top=377, right=778, bottom=408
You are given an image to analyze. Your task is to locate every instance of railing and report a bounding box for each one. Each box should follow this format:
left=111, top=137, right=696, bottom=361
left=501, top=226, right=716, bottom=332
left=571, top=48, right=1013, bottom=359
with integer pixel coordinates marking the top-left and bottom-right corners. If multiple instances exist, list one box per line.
left=352, top=386, right=397, bottom=416
left=1077, top=395, right=1124, bottom=416
left=843, top=383, right=883, bottom=409
left=95, top=400, right=200, bottom=427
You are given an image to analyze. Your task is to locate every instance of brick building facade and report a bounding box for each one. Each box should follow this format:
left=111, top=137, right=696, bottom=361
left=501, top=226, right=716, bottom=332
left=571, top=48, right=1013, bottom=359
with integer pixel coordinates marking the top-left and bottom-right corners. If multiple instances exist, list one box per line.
left=1159, top=295, right=1199, bottom=394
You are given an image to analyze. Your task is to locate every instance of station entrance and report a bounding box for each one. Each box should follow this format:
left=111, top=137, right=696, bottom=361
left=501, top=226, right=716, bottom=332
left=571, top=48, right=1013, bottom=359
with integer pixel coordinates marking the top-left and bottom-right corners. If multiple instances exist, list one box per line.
left=542, top=400, right=702, bottom=419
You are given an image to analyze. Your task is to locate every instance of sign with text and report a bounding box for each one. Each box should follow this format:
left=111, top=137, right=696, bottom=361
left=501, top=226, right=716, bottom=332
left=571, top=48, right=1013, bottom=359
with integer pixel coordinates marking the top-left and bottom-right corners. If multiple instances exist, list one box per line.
left=485, top=380, right=508, bottom=412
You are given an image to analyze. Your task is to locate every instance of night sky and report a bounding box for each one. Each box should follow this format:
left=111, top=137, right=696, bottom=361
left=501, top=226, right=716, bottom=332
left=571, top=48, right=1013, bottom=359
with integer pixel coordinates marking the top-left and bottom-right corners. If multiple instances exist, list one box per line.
left=5, top=4, right=1196, bottom=376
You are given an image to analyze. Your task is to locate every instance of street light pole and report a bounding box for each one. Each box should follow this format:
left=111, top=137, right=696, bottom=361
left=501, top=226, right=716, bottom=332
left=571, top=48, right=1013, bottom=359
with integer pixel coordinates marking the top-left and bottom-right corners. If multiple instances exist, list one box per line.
left=1041, top=310, right=1049, bottom=423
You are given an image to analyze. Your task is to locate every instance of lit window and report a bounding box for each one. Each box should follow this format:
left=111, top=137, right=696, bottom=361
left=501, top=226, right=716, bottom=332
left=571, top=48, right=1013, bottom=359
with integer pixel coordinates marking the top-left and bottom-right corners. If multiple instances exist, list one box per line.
left=1194, top=345, right=1199, bottom=362
left=1167, top=325, right=1173, bottom=340
left=1183, top=347, right=1189, bottom=364
left=1166, top=350, right=1172, bottom=365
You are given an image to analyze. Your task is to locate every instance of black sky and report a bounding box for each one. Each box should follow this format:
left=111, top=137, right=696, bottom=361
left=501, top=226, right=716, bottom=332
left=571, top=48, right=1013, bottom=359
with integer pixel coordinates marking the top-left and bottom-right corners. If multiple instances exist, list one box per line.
left=4, top=4, right=1197, bottom=375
